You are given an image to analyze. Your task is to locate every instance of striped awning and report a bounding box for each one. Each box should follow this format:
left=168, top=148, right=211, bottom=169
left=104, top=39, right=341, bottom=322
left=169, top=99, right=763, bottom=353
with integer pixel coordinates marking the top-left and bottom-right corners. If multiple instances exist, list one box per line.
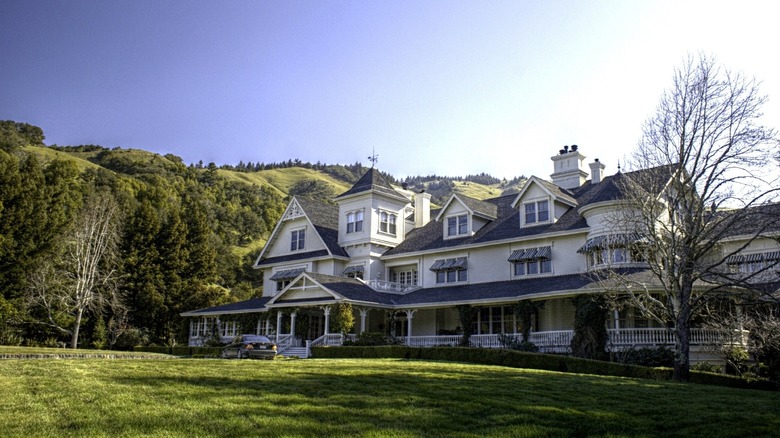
left=343, top=265, right=365, bottom=275
left=508, top=246, right=552, bottom=262
left=268, top=268, right=305, bottom=281
left=577, top=233, right=642, bottom=254
left=764, top=251, right=780, bottom=261
left=726, top=251, right=780, bottom=264
left=430, top=257, right=467, bottom=271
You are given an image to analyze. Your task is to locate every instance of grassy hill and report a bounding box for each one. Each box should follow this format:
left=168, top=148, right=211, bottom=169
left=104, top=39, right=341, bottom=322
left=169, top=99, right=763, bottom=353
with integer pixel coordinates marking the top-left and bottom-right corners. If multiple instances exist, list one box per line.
left=218, top=167, right=353, bottom=197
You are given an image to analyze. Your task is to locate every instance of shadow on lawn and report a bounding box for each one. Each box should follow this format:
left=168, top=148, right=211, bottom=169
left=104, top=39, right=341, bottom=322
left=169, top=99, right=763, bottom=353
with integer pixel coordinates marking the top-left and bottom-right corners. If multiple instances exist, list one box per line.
left=109, top=366, right=659, bottom=437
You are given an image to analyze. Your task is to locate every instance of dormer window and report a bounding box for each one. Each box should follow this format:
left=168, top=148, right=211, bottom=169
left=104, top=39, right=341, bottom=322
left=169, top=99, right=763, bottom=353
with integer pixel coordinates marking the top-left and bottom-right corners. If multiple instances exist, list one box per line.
left=447, top=214, right=468, bottom=237
left=290, top=229, right=305, bottom=251
left=347, top=210, right=364, bottom=234
left=524, top=200, right=549, bottom=224
left=379, top=211, right=397, bottom=235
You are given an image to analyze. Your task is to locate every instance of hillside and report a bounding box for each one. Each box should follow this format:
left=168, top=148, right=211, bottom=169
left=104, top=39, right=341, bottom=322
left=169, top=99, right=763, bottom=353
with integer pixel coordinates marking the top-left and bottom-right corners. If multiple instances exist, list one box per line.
left=4, top=120, right=525, bottom=348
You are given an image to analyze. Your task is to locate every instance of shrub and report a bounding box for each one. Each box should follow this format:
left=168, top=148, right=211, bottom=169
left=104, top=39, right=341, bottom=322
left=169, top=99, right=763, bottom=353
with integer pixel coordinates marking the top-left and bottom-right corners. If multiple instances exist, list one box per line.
left=692, top=361, right=722, bottom=373
left=344, top=332, right=397, bottom=346
left=310, top=346, right=777, bottom=391
left=613, top=346, right=674, bottom=367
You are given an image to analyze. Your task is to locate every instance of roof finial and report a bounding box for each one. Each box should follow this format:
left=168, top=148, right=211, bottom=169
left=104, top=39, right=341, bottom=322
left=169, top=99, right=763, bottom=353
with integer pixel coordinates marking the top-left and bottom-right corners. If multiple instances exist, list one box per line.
left=368, top=148, right=378, bottom=168
left=617, top=160, right=622, bottom=173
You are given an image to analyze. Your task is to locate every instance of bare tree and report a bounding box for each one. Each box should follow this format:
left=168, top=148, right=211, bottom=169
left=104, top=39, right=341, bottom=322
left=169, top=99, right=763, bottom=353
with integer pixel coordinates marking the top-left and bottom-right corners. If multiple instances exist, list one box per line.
left=606, top=54, right=780, bottom=381
left=27, top=192, right=120, bottom=348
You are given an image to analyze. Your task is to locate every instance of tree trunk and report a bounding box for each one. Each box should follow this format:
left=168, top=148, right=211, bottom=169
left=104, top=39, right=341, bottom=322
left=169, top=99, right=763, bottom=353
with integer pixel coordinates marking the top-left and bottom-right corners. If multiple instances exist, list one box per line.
left=673, top=285, right=692, bottom=381
left=70, top=307, right=83, bottom=349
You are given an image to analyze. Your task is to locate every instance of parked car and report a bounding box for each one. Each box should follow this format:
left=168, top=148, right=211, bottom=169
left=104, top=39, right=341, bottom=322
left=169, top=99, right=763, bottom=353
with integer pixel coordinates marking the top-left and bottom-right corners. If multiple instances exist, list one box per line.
left=221, top=334, right=277, bottom=359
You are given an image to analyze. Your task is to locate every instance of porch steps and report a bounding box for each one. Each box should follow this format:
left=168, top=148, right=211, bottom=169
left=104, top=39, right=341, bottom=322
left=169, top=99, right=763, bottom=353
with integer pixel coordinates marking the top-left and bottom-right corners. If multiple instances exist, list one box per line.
left=280, top=347, right=308, bottom=359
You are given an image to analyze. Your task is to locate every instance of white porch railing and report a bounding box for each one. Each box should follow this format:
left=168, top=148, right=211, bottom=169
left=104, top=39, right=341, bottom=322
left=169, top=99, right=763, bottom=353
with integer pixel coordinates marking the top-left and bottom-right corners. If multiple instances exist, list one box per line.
left=310, top=333, right=358, bottom=347
left=402, top=335, right=462, bottom=347
left=311, top=328, right=744, bottom=353
left=274, top=334, right=295, bottom=351
left=363, top=279, right=420, bottom=294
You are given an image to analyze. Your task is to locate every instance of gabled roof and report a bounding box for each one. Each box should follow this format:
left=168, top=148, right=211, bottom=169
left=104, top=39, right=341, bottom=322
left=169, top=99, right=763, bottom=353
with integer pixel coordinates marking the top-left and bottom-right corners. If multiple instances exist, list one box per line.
left=266, top=272, right=399, bottom=307
left=182, top=268, right=655, bottom=316
left=296, top=198, right=350, bottom=257
left=511, top=176, right=578, bottom=208
left=254, top=196, right=348, bottom=267
left=384, top=192, right=589, bottom=256
left=334, top=168, right=409, bottom=202
left=436, top=193, right=498, bottom=221
left=180, top=297, right=271, bottom=317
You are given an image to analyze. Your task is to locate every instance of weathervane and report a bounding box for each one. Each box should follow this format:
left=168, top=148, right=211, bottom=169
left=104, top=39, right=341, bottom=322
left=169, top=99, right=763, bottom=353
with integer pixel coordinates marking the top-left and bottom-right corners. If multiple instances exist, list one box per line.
left=368, top=148, right=378, bottom=168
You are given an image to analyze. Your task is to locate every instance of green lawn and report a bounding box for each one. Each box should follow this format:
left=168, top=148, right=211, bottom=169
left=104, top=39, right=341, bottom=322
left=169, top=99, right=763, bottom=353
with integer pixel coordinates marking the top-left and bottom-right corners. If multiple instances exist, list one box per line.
left=1, top=357, right=778, bottom=437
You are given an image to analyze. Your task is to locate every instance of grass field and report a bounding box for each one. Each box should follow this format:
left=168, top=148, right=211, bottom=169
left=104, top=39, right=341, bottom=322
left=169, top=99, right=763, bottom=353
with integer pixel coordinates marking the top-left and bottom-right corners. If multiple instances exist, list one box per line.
left=1, top=357, right=778, bottom=437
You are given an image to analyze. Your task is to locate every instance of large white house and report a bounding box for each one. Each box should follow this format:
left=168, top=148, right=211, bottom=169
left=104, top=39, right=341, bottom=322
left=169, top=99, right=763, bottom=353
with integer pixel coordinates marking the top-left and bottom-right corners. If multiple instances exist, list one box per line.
left=182, top=147, right=779, bottom=359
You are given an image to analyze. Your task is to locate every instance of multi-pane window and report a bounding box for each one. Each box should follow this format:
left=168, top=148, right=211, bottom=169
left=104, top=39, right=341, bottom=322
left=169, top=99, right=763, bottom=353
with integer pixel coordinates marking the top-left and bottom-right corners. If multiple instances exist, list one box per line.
left=513, top=257, right=552, bottom=276
left=379, top=211, right=397, bottom=235
left=524, top=200, right=549, bottom=224
left=473, top=306, right=516, bottom=335
left=391, top=268, right=418, bottom=286
left=726, top=252, right=780, bottom=274
left=346, top=211, right=364, bottom=234
left=579, top=234, right=647, bottom=268
left=447, top=214, right=468, bottom=237
left=510, top=247, right=552, bottom=276
left=290, top=229, right=305, bottom=251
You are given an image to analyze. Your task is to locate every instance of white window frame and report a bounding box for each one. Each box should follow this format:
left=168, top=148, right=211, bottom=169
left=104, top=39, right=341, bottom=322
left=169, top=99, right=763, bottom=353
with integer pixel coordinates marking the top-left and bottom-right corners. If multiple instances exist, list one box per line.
left=379, top=211, right=397, bottom=236
left=524, top=199, right=550, bottom=225
left=391, top=268, right=418, bottom=286
left=290, top=228, right=306, bottom=251
left=514, top=257, right=552, bottom=276
left=446, top=214, right=469, bottom=237
left=346, top=210, right=364, bottom=234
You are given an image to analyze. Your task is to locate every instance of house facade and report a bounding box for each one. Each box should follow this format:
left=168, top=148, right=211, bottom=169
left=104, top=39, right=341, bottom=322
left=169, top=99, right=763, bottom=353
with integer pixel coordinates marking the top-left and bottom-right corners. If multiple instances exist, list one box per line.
left=183, top=147, right=777, bottom=359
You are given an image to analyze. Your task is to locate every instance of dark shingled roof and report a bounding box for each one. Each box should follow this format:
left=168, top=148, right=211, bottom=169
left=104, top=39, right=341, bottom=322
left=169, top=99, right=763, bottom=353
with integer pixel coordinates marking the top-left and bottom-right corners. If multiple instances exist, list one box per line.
left=535, top=178, right=578, bottom=206
left=295, top=197, right=350, bottom=258
left=335, top=168, right=409, bottom=202
left=304, top=273, right=399, bottom=305
left=255, top=250, right=331, bottom=267
left=182, top=297, right=271, bottom=316
left=185, top=268, right=658, bottom=316
left=384, top=192, right=590, bottom=256
left=453, top=193, right=498, bottom=219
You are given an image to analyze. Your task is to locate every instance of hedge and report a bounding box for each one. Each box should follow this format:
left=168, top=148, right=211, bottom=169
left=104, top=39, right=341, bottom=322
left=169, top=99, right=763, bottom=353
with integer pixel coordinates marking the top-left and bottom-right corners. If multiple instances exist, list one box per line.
left=133, top=346, right=223, bottom=357
left=310, top=346, right=778, bottom=391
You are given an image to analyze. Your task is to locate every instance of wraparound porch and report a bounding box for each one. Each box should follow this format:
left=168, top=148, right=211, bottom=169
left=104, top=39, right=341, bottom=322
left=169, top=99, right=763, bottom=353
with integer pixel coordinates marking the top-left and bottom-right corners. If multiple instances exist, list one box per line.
left=302, top=327, right=746, bottom=357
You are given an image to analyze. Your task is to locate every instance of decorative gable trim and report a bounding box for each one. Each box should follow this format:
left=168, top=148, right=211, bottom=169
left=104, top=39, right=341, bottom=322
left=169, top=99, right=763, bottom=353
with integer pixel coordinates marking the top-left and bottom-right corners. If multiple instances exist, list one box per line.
left=266, top=272, right=342, bottom=307
left=283, top=198, right=305, bottom=221
left=254, top=196, right=333, bottom=265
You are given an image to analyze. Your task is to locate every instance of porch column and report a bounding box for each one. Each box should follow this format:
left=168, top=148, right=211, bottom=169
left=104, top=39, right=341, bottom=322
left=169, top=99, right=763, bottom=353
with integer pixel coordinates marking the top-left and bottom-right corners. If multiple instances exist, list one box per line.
left=359, top=308, right=369, bottom=333
left=613, top=310, right=620, bottom=330
left=276, top=311, right=283, bottom=339
left=323, top=306, right=331, bottom=335
left=290, top=311, right=297, bottom=338
left=256, top=317, right=261, bottom=335
left=189, top=320, right=194, bottom=338
left=265, top=318, right=271, bottom=336
left=404, top=309, right=417, bottom=346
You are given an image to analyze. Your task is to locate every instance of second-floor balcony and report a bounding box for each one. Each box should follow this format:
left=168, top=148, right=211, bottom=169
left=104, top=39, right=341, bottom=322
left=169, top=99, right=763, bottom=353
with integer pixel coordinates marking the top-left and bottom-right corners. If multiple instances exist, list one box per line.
left=363, top=279, right=421, bottom=294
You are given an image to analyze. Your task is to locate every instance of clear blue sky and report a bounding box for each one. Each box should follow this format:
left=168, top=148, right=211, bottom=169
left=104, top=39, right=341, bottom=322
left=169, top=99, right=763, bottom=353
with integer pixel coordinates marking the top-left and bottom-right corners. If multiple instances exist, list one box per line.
left=2, top=1, right=778, bottom=180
